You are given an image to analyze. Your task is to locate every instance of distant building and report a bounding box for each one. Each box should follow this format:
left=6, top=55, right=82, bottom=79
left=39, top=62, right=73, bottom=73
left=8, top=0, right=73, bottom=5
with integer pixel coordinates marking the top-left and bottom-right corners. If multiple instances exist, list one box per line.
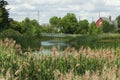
left=96, top=16, right=118, bottom=28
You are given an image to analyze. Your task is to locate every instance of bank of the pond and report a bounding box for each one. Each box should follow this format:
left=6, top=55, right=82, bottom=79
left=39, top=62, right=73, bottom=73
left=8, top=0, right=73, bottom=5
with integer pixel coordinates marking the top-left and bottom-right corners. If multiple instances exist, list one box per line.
left=2, top=33, right=120, bottom=52
left=68, top=33, right=120, bottom=49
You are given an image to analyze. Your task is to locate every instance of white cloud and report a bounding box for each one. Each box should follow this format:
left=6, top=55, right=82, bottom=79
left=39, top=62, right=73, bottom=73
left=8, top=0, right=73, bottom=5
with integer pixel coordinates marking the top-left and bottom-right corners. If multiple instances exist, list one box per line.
left=82, top=3, right=94, bottom=11
left=7, top=0, right=120, bottom=23
left=22, top=3, right=35, bottom=10
left=57, top=7, right=69, bottom=11
left=106, top=0, right=120, bottom=6
left=68, top=5, right=81, bottom=11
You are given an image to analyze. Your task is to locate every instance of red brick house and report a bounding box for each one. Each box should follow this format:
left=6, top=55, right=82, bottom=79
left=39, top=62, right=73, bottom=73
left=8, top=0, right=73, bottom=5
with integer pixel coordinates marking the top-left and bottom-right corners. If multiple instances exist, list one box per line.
left=96, top=16, right=112, bottom=27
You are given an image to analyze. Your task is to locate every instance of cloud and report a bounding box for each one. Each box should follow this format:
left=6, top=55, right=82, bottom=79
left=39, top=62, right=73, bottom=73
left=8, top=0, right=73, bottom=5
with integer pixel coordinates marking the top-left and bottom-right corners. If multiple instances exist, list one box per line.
left=106, top=0, right=120, bottom=6
left=7, top=0, right=120, bottom=23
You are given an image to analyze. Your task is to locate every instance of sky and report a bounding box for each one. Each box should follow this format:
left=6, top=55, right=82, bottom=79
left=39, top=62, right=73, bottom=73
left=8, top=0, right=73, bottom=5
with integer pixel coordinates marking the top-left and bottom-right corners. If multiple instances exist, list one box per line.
left=6, top=0, right=120, bottom=24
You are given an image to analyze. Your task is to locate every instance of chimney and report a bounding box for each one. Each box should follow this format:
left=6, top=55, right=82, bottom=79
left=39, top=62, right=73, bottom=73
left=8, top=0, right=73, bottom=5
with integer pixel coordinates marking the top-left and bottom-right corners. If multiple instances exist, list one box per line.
left=109, top=16, right=111, bottom=21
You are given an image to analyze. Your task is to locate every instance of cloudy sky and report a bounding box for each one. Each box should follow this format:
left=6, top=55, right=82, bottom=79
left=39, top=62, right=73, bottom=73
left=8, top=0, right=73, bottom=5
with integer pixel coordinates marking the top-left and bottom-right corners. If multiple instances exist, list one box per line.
left=7, top=0, right=120, bottom=24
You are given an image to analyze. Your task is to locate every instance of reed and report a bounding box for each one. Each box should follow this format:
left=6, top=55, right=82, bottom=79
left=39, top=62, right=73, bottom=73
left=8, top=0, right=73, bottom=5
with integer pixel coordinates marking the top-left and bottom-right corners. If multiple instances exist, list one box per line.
left=0, top=38, right=120, bottom=80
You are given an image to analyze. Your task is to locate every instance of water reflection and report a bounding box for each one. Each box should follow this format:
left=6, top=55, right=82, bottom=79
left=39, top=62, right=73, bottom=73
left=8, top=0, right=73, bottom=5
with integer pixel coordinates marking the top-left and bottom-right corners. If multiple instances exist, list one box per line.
left=41, top=40, right=68, bottom=51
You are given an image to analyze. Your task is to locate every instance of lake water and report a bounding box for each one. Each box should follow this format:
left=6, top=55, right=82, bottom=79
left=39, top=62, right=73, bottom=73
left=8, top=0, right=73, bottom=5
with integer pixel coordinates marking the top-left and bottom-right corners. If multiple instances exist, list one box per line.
left=41, top=40, right=68, bottom=51
left=39, top=33, right=73, bottom=53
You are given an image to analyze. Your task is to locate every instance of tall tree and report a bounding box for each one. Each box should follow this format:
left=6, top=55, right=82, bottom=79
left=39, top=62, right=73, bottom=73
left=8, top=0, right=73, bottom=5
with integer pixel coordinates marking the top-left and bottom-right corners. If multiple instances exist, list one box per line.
left=102, top=21, right=114, bottom=33
left=0, top=0, right=10, bottom=30
left=9, top=20, right=25, bottom=34
left=88, top=21, right=103, bottom=35
left=77, top=19, right=89, bottom=34
left=22, top=17, right=41, bottom=36
left=49, top=16, right=61, bottom=32
left=116, top=15, right=120, bottom=28
left=49, top=16, right=61, bottom=27
left=61, top=13, right=78, bottom=34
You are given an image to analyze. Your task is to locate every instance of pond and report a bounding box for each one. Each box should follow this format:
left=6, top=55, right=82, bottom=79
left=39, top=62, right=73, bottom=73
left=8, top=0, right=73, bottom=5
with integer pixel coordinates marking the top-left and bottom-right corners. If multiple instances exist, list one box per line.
left=39, top=33, right=75, bottom=53
left=41, top=40, right=68, bottom=50
left=35, top=33, right=84, bottom=54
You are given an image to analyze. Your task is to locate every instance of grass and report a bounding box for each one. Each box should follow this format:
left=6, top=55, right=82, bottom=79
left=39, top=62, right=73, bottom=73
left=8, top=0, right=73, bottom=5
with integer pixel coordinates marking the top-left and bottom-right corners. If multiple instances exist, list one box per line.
left=0, top=38, right=120, bottom=80
left=68, top=33, right=120, bottom=49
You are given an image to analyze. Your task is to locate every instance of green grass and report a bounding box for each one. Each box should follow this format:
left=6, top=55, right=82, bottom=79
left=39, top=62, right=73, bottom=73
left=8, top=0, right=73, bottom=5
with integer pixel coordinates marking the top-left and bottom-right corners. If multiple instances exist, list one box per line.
left=68, top=33, right=120, bottom=49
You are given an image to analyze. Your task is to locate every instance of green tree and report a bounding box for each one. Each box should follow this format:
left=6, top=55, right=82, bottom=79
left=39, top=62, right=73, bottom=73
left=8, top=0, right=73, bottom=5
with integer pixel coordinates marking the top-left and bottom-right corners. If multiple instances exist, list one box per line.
left=9, top=20, right=25, bottom=33
left=61, top=13, right=78, bottom=34
left=22, top=17, right=41, bottom=36
left=49, top=16, right=61, bottom=27
left=0, top=0, right=10, bottom=30
left=88, top=21, right=103, bottom=35
left=77, top=19, right=89, bottom=34
left=31, top=19, right=42, bottom=37
left=49, top=16, right=61, bottom=33
left=102, top=20, right=114, bottom=33
left=116, top=15, right=120, bottom=28
left=0, top=8, right=3, bottom=22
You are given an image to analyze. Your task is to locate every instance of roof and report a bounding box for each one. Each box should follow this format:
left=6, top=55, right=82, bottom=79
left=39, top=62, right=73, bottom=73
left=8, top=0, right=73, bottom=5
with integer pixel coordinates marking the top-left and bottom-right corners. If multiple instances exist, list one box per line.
left=100, top=17, right=113, bottom=24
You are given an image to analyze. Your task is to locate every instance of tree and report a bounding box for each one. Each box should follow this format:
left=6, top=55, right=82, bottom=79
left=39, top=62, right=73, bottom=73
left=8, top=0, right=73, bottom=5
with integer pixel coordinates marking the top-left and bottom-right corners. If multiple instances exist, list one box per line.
left=88, top=21, right=103, bottom=35
left=0, top=0, right=10, bottom=30
left=49, top=16, right=61, bottom=27
left=76, top=19, right=89, bottom=34
left=31, top=19, right=42, bottom=36
left=49, top=16, right=61, bottom=33
left=9, top=20, right=25, bottom=34
left=61, top=13, right=78, bottom=34
left=22, top=17, right=41, bottom=36
left=102, top=20, right=114, bottom=33
left=116, top=15, right=120, bottom=28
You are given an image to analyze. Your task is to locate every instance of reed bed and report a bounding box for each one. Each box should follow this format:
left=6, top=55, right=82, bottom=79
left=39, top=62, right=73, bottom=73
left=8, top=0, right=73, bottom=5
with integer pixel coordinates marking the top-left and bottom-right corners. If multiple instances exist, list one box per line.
left=0, top=38, right=120, bottom=80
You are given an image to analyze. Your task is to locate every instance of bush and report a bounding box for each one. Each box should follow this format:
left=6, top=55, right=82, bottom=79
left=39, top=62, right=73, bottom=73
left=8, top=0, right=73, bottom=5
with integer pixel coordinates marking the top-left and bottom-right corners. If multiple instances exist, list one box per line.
left=0, top=29, right=23, bottom=41
left=0, top=29, right=40, bottom=51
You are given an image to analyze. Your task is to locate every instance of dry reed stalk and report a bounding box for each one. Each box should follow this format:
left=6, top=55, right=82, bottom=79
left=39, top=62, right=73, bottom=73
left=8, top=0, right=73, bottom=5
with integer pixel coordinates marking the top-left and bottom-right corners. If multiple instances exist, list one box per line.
left=6, top=68, right=12, bottom=80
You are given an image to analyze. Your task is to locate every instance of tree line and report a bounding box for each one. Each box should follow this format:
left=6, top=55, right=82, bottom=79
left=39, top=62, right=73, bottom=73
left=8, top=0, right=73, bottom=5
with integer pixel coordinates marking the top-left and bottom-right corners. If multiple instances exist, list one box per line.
left=49, top=13, right=120, bottom=34
left=0, top=0, right=120, bottom=36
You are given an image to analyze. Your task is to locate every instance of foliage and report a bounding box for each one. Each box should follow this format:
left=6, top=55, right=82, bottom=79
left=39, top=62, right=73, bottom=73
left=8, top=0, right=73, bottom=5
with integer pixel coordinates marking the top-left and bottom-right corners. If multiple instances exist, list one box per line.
left=61, top=13, right=78, bottom=34
left=116, top=15, right=120, bottom=28
left=0, top=29, right=40, bottom=50
left=0, top=29, right=23, bottom=41
left=0, top=0, right=11, bottom=31
left=102, top=20, right=115, bottom=33
left=76, top=19, right=89, bottom=34
left=49, top=16, right=61, bottom=27
left=22, top=18, right=41, bottom=37
left=88, top=21, right=103, bottom=35
left=49, top=16, right=61, bottom=33
left=68, top=33, right=120, bottom=49
left=9, top=20, right=25, bottom=34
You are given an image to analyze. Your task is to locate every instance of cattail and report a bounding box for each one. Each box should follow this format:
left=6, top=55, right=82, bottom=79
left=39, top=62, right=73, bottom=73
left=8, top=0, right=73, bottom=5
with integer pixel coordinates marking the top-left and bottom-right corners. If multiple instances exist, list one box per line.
left=53, top=69, right=61, bottom=78
left=4, top=38, right=9, bottom=43
left=39, top=46, right=44, bottom=51
left=9, top=39, right=16, bottom=48
left=27, top=46, right=33, bottom=55
left=76, top=63, right=80, bottom=67
left=52, top=46, right=57, bottom=57
left=83, top=70, right=90, bottom=80
left=14, top=77, right=19, bottom=80
left=15, top=44, right=21, bottom=49
left=66, top=69, right=74, bottom=80
left=15, top=69, right=21, bottom=76
left=6, top=68, right=12, bottom=80
left=0, top=40, right=3, bottom=47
